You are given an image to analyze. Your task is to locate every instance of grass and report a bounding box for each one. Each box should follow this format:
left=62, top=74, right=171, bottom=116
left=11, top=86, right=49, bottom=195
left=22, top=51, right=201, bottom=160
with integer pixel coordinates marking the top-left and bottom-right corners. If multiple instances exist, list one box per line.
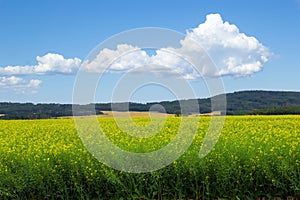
left=0, top=115, right=299, bottom=199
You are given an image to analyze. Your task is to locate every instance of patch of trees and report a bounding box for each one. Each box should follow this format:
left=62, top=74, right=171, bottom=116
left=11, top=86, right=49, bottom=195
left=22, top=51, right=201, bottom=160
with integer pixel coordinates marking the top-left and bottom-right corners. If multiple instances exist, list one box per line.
left=225, top=91, right=300, bottom=115
left=96, top=91, right=300, bottom=115
left=251, top=106, right=300, bottom=115
left=0, top=103, right=103, bottom=119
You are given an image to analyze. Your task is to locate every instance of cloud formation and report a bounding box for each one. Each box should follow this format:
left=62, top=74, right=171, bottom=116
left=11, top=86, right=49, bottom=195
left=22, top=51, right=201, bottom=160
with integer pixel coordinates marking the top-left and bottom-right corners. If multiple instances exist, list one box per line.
left=186, top=13, right=270, bottom=76
left=0, top=76, right=41, bottom=93
left=81, top=44, right=148, bottom=73
left=0, top=13, right=272, bottom=94
left=0, top=53, right=81, bottom=75
left=82, top=13, right=271, bottom=78
left=0, top=53, right=80, bottom=93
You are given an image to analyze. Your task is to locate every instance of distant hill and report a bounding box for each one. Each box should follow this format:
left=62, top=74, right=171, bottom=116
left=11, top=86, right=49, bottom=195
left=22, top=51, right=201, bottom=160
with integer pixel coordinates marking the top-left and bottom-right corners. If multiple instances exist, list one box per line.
left=106, top=90, right=300, bottom=115
left=1, top=90, right=300, bottom=119
left=225, top=90, right=300, bottom=115
left=0, top=103, right=103, bottom=119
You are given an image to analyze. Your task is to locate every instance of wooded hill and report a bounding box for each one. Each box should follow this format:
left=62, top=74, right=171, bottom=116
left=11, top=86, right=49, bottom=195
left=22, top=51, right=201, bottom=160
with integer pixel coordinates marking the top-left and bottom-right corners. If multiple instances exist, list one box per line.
left=1, top=90, right=300, bottom=119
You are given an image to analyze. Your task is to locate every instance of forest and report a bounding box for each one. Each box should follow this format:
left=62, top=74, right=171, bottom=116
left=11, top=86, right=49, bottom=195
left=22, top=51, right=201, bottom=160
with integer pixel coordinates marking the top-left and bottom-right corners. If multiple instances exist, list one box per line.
left=1, top=90, right=300, bottom=119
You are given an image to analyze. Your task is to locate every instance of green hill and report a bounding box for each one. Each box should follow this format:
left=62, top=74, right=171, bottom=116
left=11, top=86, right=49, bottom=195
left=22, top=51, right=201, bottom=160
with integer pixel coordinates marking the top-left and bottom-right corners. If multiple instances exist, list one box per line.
left=1, top=90, right=300, bottom=119
left=225, top=90, right=300, bottom=115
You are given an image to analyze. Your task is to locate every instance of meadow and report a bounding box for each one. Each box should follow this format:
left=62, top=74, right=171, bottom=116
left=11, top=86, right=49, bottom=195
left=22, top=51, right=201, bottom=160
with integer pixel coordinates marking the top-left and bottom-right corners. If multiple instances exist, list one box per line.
left=0, top=115, right=299, bottom=199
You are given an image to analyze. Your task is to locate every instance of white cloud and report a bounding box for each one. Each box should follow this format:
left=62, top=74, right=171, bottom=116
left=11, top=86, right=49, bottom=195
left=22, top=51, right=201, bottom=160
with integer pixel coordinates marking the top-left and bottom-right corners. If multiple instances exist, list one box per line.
left=82, top=44, right=149, bottom=73
left=0, top=76, right=42, bottom=93
left=82, top=13, right=272, bottom=78
left=0, top=53, right=81, bottom=75
left=0, top=53, right=79, bottom=93
left=27, top=79, right=42, bottom=88
left=0, top=76, right=23, bottom=86
left=186, top=13, right=271, bottom=76
left=0, top=13, right=272, bottom=95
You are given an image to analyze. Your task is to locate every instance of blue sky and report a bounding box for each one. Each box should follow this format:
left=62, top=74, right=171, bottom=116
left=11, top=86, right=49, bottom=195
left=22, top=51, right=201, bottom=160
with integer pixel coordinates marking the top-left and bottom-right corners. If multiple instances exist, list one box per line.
left=0, top=0, right=299, bottom=103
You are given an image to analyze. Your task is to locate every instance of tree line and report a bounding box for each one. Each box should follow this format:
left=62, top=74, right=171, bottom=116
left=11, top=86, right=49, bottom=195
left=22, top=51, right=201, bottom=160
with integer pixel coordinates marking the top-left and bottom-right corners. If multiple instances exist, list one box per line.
left=1, top=91, right=300, bottom=119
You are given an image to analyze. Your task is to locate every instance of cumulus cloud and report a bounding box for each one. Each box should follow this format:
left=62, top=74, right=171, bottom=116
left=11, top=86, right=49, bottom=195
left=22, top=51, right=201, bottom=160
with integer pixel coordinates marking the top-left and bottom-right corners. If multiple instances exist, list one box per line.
left=186, top=13, right=271, bottom=76
left=0, top=53, right=80, bottom=93
left=0, top=13, right=272, bottom=94
left=81, top=44, right=195, bottom=78
left=0, top=53, right=81, bottom=75
left=82, top=13, right=271, bottom=78
left=0, top=76, right=41, bottom=93
left=0, top=76, right=23, bottom=86
left=81, top=44, right=149, bottom=73
left=82, top=43, right=205, bottom=79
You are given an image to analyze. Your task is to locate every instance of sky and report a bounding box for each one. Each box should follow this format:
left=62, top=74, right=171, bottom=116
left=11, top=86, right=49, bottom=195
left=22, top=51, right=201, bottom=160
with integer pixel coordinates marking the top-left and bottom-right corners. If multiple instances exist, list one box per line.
left=0, top=0, right=299, bottom=103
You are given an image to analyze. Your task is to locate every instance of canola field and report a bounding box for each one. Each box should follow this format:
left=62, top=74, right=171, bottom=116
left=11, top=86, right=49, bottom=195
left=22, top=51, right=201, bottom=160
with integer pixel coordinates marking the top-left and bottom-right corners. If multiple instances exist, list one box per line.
left=0, top=115, right=299, bottom=199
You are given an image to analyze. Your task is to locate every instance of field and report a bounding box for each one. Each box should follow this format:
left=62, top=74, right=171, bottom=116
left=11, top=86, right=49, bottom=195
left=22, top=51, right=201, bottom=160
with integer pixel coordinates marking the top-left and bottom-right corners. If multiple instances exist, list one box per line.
left=0, top=115, right=299, bottom=199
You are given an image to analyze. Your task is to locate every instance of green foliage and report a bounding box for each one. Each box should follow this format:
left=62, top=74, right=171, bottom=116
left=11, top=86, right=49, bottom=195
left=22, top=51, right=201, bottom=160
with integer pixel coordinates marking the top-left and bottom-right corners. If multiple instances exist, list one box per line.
left=225, top=91, right=300, bottom=115
left=0, top=103, right=103, bottom=119
left=251, top=106, right=300, bottom=115
left=2, top=90, right=300, bottom=119
left=0, top=116, right=299, bottom=199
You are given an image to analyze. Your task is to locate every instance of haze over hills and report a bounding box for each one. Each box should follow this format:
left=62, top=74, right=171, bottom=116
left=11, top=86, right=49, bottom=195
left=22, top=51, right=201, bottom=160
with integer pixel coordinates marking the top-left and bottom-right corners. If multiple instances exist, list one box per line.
left=1, top=90, right=300, bottom=119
